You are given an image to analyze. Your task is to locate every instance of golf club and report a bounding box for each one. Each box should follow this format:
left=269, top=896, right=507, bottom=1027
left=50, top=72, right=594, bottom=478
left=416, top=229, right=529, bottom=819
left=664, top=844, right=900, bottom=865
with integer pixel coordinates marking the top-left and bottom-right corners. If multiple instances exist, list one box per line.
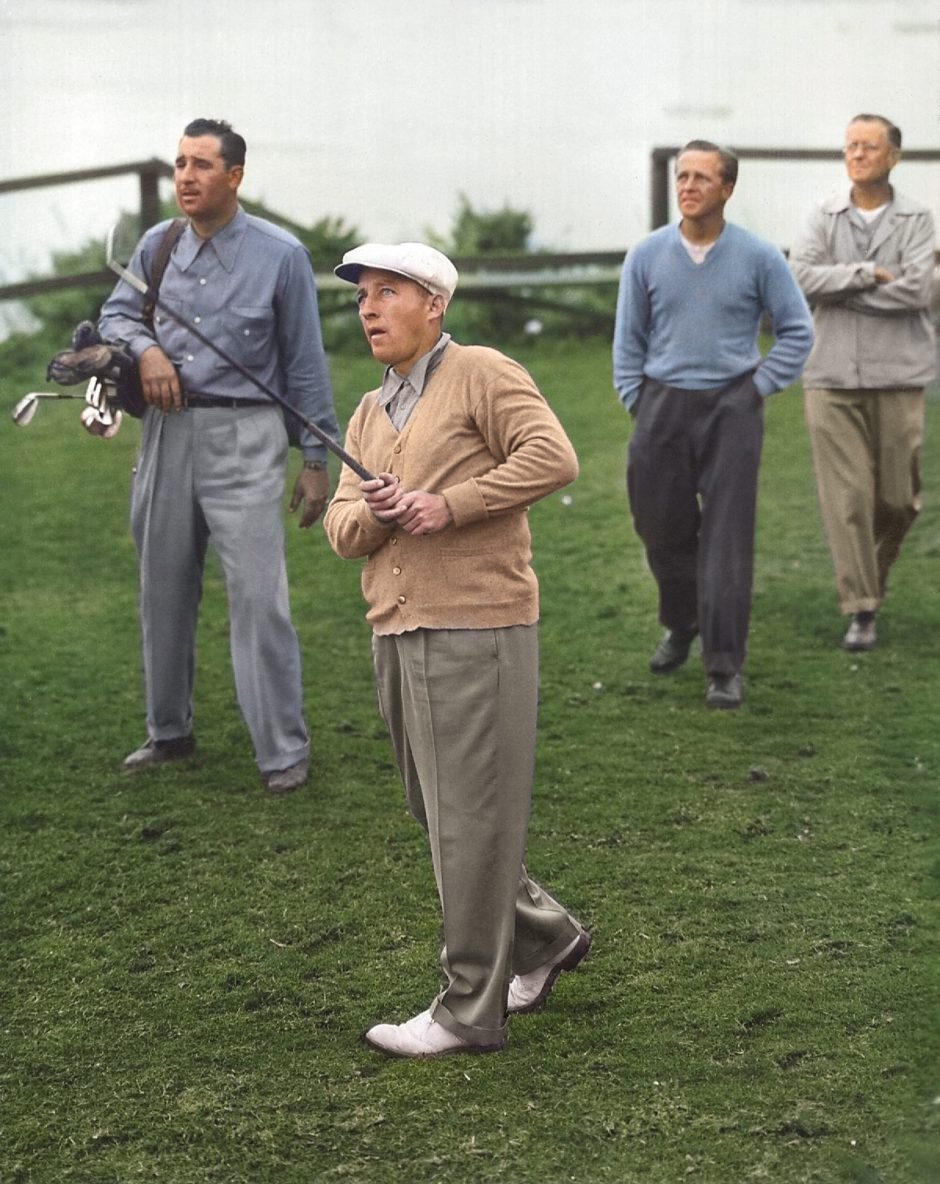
left=104, top=226, right=375, bottom=481
left=12, top=389, right=88, bottom=427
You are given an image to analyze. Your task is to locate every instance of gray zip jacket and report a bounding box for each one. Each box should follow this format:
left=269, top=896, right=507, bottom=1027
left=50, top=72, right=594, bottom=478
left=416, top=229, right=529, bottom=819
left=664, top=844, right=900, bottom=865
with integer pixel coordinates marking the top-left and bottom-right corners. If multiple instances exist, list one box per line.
left=790, top=189, right=936, bottom=390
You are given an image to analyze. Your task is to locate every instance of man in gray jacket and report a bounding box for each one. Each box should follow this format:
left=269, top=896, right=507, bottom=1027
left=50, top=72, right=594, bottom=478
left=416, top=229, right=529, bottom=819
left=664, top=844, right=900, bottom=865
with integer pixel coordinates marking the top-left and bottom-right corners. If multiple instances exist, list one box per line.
left=790, top=113, right=936, bottom=651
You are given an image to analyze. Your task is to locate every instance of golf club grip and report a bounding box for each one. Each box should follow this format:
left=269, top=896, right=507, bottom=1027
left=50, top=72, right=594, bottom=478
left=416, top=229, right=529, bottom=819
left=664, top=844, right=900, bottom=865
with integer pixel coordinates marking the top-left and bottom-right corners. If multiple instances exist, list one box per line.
left=106, top=256, right=374, bottom=481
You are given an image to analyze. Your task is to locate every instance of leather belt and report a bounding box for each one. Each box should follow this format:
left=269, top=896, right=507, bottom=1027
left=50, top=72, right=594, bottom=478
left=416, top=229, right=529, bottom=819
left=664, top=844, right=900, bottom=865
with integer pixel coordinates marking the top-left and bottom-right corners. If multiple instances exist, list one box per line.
left=184, top=396, right=272, bottom=409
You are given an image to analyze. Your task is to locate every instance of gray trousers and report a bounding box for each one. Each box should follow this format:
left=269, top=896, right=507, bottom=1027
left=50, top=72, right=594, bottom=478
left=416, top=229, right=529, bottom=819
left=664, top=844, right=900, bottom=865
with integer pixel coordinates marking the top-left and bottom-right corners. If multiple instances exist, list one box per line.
left=372, top=625, right=582, bottom=1045
left=130, top=405, right=309, bottom=773
left=627, top=373, right=764, bottom=677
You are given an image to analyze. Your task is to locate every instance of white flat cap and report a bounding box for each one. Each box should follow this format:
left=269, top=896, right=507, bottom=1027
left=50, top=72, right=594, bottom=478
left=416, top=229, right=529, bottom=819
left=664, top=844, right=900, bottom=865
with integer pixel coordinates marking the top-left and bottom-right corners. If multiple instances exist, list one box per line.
left=334, top=242, right=459, bottom=301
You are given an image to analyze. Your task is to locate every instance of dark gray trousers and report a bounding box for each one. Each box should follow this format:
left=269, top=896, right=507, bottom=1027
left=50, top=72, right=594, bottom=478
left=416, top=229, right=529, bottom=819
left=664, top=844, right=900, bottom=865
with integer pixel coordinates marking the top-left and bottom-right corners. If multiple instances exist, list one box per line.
left=627, top=373, right=764, bottom=677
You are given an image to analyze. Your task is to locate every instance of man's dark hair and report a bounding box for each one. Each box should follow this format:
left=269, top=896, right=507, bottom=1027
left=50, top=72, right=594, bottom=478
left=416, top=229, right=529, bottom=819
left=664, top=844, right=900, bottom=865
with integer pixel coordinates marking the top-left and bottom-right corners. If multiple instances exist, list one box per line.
left=182, top=118, right=247, bottom=169
left=849, top=113, right=902, bottom=149
left=678, top=139, right=739, bottom=185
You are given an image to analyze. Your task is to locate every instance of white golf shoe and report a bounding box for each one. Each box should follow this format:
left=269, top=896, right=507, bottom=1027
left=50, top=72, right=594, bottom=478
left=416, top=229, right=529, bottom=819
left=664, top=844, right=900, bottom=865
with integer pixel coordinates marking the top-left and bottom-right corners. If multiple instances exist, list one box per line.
left=507, top=929, right=592, bottom=1016
left=843, top=612, right=877, bottom=652
left=364, top=1009, right=504, bottom=1058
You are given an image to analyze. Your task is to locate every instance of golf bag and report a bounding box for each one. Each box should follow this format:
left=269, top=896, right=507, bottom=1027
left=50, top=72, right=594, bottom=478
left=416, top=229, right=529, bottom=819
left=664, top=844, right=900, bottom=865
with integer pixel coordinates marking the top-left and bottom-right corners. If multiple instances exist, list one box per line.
left=47, top=323, right=146, bottom=417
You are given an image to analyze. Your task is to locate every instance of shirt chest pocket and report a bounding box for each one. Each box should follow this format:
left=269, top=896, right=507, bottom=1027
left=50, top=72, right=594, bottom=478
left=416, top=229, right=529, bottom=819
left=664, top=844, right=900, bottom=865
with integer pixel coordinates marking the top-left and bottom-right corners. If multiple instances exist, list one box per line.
left=226, top=305, right=275, bottom=364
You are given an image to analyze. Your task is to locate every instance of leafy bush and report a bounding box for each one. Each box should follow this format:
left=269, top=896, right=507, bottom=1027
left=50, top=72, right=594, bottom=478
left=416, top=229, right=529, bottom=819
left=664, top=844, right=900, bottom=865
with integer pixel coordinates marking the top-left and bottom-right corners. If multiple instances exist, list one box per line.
left=429, top=193, right=616, bottom=348
left=285, top=212, right=366, bottom=353
left=438, top=192, right=534, bottom=256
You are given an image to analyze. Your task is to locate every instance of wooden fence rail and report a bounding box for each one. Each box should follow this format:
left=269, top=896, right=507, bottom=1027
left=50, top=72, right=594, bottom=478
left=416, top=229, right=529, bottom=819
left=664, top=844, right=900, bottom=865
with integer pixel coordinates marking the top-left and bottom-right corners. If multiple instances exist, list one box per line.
left=0, top=159, right=173, bottom=302
left=0, top=155, right=625, bottom=304
left=8, top=151, right=936, bottom=308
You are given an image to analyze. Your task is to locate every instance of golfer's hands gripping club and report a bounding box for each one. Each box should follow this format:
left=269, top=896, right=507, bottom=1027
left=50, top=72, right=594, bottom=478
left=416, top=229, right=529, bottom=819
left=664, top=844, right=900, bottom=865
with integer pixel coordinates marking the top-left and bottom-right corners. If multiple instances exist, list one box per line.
left=361, top=473, right=453, bottom=536
left=139, top=345, right=184, bottom=412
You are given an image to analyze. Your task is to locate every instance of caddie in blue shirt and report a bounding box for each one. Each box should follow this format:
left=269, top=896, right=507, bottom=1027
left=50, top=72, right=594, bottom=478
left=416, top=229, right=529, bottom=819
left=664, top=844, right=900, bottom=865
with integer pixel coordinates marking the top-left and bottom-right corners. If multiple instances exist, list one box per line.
left=613, top=139, right=814, bottom=709
left=96, top=117, right=339, bottom=793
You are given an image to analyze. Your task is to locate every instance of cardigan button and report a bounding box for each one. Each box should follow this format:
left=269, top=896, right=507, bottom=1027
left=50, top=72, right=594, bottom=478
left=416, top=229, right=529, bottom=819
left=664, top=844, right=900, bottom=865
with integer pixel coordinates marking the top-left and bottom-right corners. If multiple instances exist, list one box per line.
left=393, top=566, right=401, bottom=575
left=397, top=595, right=406, bottom=604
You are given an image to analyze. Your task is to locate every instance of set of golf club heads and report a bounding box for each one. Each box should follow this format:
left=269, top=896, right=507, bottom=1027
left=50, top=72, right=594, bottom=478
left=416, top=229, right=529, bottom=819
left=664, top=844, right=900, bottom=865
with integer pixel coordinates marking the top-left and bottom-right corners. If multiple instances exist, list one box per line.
left=10, top=226, right=129, bottom=429
left=12, top=377, right=111, bottom=428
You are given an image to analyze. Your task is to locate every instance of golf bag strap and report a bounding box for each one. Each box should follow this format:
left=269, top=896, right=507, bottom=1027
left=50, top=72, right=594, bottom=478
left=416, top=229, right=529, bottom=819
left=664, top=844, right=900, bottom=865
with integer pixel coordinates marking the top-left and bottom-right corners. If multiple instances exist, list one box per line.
left=143, top=219, right=186, bottom=328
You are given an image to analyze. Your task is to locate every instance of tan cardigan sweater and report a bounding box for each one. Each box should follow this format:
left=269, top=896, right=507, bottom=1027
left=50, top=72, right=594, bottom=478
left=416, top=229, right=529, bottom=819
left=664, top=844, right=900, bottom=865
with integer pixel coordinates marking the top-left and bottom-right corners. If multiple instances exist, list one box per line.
left=324, top=343, right=578, bottom=634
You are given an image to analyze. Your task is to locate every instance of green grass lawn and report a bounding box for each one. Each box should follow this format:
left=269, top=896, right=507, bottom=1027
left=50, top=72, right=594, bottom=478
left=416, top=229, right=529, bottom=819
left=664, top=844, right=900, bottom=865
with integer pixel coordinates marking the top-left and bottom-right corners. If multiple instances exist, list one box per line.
left=1, top=336, right=937, bottom=1184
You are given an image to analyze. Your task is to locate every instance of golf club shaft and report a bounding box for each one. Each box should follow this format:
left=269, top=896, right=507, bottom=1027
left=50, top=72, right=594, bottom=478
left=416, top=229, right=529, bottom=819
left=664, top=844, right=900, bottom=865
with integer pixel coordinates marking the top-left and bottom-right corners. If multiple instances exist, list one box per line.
left=105, top=236, right=374, bottom=481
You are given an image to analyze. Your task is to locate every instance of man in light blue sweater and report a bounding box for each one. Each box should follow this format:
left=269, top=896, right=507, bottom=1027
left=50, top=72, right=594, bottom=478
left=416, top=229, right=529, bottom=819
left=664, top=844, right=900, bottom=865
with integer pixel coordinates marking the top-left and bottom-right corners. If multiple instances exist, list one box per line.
left=613, top=140, right=813, bottom=709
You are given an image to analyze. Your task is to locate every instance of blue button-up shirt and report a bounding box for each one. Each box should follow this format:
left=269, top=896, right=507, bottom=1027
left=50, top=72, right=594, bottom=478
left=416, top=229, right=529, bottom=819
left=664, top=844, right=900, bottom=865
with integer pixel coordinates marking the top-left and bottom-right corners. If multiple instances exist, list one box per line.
left=99, top=207, right=338, bottom=460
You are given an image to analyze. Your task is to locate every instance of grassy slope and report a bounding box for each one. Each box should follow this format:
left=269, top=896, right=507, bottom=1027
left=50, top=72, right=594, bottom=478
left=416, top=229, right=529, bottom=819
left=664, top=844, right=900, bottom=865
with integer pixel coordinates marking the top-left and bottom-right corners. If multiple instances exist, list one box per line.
left=0, top=338, right=937, bottom=1184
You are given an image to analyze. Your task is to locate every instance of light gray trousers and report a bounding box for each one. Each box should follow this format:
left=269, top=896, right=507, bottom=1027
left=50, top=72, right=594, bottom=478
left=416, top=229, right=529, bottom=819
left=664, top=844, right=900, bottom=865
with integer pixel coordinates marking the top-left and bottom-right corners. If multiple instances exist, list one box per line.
left=130, top=405, right=309, bottom=773
left=372, top=625, right=582, bottom=1045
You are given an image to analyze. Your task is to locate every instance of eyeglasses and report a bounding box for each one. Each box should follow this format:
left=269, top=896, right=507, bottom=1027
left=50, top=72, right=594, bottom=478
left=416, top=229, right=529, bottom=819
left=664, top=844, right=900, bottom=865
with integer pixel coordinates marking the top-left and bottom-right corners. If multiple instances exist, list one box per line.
left=843, top=142, right=883, bottom=155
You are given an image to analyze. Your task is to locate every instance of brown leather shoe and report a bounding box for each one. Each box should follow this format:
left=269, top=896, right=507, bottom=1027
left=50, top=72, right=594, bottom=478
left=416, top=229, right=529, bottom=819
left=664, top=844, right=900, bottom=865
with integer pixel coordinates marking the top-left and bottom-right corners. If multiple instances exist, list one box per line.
left=122, top=735, right=196, bottom=772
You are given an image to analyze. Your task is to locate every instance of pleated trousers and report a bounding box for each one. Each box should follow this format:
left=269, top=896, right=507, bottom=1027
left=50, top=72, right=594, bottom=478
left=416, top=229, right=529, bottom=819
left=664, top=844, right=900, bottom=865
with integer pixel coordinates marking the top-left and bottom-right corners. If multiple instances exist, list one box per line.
left=627, top=373, right=765, bottom=677
left=804, top=386, right=924, bottom=614
left=130, top=404, right=309, bottom=773
left=372, top=625, right=582, bottom=1045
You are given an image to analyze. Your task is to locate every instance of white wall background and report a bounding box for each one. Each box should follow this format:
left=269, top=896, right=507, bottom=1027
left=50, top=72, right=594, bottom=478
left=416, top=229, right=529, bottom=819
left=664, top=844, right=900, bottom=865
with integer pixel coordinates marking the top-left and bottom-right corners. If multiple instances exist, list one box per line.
left=2, top=0, right=939, bottom=290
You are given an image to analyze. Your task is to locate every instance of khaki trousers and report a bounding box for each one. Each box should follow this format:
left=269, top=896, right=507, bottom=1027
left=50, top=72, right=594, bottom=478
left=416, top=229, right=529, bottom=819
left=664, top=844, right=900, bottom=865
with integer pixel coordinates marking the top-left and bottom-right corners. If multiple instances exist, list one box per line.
left=372, top=625, right=582, bottom=1045
left=804, top=387, right=924, bottom=614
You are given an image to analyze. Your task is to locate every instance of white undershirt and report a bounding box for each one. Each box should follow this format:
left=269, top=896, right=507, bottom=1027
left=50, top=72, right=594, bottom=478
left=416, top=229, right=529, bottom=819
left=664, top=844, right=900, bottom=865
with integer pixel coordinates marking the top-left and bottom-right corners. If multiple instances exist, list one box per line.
left=679, top=231, right=716, bottom=265
left=853, top=202, right=889, bottom=224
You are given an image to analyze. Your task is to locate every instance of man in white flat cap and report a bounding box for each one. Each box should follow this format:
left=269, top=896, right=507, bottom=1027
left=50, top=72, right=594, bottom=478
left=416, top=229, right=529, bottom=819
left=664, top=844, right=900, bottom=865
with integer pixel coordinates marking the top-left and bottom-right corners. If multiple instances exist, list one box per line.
left=324, top=242, right=590, bottom=1058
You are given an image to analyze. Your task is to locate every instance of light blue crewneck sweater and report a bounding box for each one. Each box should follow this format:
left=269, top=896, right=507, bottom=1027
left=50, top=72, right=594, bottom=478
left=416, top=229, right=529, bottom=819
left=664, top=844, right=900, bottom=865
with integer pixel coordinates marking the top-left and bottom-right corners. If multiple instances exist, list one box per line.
left=613, top=222, right=813, bottom=412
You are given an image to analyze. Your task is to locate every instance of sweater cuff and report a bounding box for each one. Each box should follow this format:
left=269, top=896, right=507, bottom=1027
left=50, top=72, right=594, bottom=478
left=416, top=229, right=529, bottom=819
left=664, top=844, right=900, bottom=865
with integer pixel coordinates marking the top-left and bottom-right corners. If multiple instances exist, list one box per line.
left=441, top=479, right=488, bottom=527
